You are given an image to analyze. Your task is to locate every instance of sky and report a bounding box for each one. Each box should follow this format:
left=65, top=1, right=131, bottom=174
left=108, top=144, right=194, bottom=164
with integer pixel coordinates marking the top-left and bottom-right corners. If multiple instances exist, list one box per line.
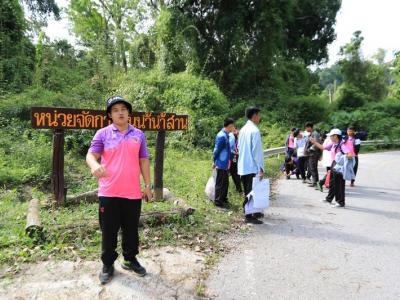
left=43, top=0, right=400, bottom=66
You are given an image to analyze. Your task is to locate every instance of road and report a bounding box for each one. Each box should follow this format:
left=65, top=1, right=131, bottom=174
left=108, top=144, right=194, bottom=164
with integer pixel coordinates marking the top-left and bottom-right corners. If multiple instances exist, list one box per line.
left=206, top=151, right=400, bottom=300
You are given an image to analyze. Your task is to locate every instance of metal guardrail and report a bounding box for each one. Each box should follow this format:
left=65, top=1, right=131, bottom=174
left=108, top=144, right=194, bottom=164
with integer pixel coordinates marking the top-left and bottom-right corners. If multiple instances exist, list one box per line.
left=263, top=139, right=400, bottom=157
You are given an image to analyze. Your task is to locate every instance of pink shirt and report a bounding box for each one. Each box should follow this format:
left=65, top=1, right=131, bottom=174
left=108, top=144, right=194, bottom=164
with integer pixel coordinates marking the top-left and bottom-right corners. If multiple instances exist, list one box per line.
left=324, top=141, right=350, bottom=164
left=288, top=134, right=295, bottom=148
left=343, top=137, right=356, bottom=156
left=89, top=124, right=149, bottom=199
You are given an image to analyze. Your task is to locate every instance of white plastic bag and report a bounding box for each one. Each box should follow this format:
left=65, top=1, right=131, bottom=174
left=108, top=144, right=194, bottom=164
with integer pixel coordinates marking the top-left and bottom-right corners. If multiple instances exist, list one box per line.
left=244, top=195, right=263, bottom=215
left=251, top=177, right=270, bottom=209
left=205, top=170, right=217, bottom=201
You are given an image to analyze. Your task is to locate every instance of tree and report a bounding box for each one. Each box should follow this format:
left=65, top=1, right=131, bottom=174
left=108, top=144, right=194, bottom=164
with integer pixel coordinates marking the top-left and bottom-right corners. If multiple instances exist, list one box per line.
left=68, top=0, right=143, bottom=73
left=148, top=0, right=341, bottom=97
left=0, top=0, right=35, bottom=93
left=338, top=31, right=388, bottom=101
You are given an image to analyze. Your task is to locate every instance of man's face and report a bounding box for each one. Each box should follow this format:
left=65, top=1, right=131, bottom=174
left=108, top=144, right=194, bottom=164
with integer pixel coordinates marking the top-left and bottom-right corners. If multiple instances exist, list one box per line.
left=109, top=103, right=129, bottom=126
left=347, top=129, right=355, bottom=137
left=253, top=112, right=261, bottom=124
left=226, top=124, right=235, bottom=133
left=305, top=126, right=312, bottom=133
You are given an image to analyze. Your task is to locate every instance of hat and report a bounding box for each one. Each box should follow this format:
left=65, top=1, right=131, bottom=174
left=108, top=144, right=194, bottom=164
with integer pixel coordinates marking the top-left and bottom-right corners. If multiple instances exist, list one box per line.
left=106, top=96, right=132, bottom=115
left=329, top=128, right=342, bottom=136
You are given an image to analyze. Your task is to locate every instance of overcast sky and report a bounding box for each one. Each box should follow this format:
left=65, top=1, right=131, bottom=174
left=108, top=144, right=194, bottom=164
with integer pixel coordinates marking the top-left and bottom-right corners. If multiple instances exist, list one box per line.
left=43, top=0, right=400, bottom=66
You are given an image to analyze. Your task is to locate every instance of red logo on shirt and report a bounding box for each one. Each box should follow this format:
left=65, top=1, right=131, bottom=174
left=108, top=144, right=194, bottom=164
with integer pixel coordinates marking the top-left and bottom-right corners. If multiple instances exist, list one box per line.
left=100, top=207, right=105, bottom=213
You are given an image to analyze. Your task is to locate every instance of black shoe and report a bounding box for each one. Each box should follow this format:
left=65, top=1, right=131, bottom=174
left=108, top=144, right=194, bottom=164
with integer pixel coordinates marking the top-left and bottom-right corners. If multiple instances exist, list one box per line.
left=214, top=201, right=224, bottom=208
left=121, top=258, right=147, bottom=276
left=302, top=179, right=306, bottom=183
left=245, top=216, right=263, bottom=225
left=253, top=212, right=264, bottom=219
left=307, top=183, right=316, bottom=187
left=296, top=174, right=300, bottom=179
left=99, top=264, right=114, bottom=285
left=286, top=175, right=290, bottom=180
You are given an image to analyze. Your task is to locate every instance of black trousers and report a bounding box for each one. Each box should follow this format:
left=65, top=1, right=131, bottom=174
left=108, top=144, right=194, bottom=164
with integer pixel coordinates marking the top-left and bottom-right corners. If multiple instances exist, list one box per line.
left=298, top=156, right=308, bottom=180
left=215, top=169, right=229, bottom=204
left=230, top=161, right=243, bottom=193
left=241, top=173, right=256, bottom=217
left=351, top=156, right=359, bottom=183
left=99, top=197, right=142, bottom=267
left=326, top=168, right=345, bottom=206
left=308, top=154, right=319, bottom=184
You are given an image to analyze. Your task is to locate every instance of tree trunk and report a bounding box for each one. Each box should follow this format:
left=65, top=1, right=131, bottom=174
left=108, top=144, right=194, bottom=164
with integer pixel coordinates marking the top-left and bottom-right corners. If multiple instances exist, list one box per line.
left=25, top=198, right=42, bottom=235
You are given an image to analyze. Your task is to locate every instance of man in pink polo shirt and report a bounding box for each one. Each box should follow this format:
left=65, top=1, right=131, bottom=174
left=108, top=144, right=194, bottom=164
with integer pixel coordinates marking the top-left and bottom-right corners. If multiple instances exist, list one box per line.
left=86, top=96, right=152, bottom=284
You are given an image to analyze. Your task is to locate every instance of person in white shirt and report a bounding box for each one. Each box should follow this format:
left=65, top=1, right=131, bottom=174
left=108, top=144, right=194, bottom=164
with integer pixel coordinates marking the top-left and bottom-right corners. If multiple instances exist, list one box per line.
left=293, top=129, right=308, bottom=182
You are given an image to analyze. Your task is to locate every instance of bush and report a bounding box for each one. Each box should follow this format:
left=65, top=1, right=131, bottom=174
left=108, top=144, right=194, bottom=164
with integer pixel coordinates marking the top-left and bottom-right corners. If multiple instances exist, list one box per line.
left=274, top=96, right=329, bottom=128
left=117, top=69, right=229, bottom=148
left=335, top=84, right=368, bottom=111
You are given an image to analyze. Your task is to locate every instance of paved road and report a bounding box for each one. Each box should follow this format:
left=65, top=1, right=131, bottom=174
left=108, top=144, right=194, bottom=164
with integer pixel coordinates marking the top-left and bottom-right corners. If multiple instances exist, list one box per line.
left=206, top=151, right=400, bottom=300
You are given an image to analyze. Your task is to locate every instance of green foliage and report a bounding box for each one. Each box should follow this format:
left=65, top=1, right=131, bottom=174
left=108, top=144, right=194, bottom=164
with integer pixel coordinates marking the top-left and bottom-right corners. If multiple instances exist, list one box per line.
left=117, top=69, right=229, bottom=147
left=338, top=31, right=388, bottom=101
left=329, top=98, right=400, bottom=139
left=0, top=121, right=52, bottom=186
left=335, top=84, right=367, bottom=111
left=274, top=96, right=329, bottom=128
left=0, top=0, right=35, bottom=93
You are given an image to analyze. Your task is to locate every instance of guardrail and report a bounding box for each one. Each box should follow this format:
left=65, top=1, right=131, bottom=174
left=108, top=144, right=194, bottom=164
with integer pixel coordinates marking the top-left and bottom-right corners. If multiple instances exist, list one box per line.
left=263, top=139, right=400, bottom=157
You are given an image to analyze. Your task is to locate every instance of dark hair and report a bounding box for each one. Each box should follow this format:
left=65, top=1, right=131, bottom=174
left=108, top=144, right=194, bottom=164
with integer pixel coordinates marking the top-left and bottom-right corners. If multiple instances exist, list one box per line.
left=304, top=122, right=313, bottom=128
left=348, top=125, right=356, bottom=131
left=293, top=129, right=301, bottom=138
left=245, top=107, right=261, bottom=119
left=291, top=127, right=297, bottom=132
left=224, top=118, right=235, bottom=127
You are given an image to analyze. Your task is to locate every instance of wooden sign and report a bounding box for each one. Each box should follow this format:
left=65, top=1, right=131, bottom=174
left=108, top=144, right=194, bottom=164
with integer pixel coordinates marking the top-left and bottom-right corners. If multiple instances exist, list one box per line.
left=31, top=107, right=188, bottom=131
left=31, top=106, right=189, bottom=206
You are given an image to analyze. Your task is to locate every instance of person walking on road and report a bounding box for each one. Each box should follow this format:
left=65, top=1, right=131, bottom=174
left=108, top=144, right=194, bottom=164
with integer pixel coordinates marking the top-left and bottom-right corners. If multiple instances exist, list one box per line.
left=304, top=122, right=322, bottom=188
left=293, top=129, right=308, bottom=183
left=311, top=128, right=353, bottom=208
left=86, top=96, right=152, bottom=284
left=238, top=107, right=265, bottom=224
left=343, top=126, right=361, bottom=187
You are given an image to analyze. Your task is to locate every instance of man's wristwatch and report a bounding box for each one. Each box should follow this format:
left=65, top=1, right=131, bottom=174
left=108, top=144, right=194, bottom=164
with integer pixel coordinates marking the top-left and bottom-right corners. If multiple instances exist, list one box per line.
left=144, top=183, right=153, bottom=189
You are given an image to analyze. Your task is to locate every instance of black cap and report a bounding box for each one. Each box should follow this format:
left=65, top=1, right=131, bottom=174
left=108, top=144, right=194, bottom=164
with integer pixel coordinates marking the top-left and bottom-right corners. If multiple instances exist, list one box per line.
left=106, top=96, right=132, bottom=115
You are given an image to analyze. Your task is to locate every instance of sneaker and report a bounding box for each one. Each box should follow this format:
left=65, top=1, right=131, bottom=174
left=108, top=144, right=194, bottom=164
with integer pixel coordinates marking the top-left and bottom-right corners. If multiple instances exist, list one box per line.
left=350, top=182, right=355, bottom=187
left=245, top=216, right=263, bottom=225
left=321, top=199, right=331, bottom=204
left=296, top=174, right=300, bottom=179
left=121, top=258, right=147, bottom=276
left=253, top=212, right=264, bottom=219
left=316, top=182, right=323, bottom=192
left=331, top=203, right=345, bottom=208
left=99, top=264, right=114, bottom=285
left=286, top=176, right=290, bottom=180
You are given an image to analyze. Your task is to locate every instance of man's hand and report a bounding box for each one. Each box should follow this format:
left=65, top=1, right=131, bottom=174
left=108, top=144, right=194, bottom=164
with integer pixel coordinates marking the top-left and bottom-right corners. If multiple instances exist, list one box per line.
left=347, top=152, right=353, bottom=159
left=91, top=164, right=107, bottom=178
left=142, top=187, right=153, bottom=202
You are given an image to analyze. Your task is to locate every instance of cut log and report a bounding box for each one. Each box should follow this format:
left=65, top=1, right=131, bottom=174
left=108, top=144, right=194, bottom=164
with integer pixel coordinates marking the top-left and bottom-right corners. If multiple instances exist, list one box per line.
left=163, top=188, right=175, bottom=200
left=172, top=197, right=196, bottom=216
left=139, top=208, right=193, bottom=226
left=25, top=198, right=43, bottom=235
left=66, top=190, right=98, bottom=204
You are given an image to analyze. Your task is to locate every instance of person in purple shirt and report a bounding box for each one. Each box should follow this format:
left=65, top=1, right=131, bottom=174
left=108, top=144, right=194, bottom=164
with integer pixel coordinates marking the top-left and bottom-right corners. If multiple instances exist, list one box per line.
left=311, top=129, right=353, bottom=208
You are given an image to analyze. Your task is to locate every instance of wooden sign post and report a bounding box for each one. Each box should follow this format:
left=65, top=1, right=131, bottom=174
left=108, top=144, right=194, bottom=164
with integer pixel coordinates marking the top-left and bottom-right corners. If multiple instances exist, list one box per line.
left=31, top=107, right=188, bottom=205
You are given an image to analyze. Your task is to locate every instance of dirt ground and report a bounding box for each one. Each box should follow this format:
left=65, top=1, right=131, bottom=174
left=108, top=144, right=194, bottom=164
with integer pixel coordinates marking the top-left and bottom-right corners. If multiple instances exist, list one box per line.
left=0, top=246, right=205, bottom=300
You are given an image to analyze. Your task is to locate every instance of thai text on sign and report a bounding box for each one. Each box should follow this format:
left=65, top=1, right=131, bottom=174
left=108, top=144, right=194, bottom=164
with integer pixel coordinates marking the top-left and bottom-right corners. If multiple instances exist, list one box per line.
left=31, top=107, right=188, bottom=131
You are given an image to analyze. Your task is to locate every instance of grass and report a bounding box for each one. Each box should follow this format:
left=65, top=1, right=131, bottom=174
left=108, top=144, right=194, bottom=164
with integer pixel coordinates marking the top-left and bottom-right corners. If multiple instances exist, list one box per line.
left=0, top=147, right=282, bottom=278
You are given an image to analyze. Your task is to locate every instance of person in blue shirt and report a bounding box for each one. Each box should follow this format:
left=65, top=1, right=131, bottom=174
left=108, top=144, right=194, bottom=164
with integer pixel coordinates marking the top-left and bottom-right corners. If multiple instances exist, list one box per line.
left=238, top=107, right=264, bottom=224
left=213, top=118, right=235, bottom=207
